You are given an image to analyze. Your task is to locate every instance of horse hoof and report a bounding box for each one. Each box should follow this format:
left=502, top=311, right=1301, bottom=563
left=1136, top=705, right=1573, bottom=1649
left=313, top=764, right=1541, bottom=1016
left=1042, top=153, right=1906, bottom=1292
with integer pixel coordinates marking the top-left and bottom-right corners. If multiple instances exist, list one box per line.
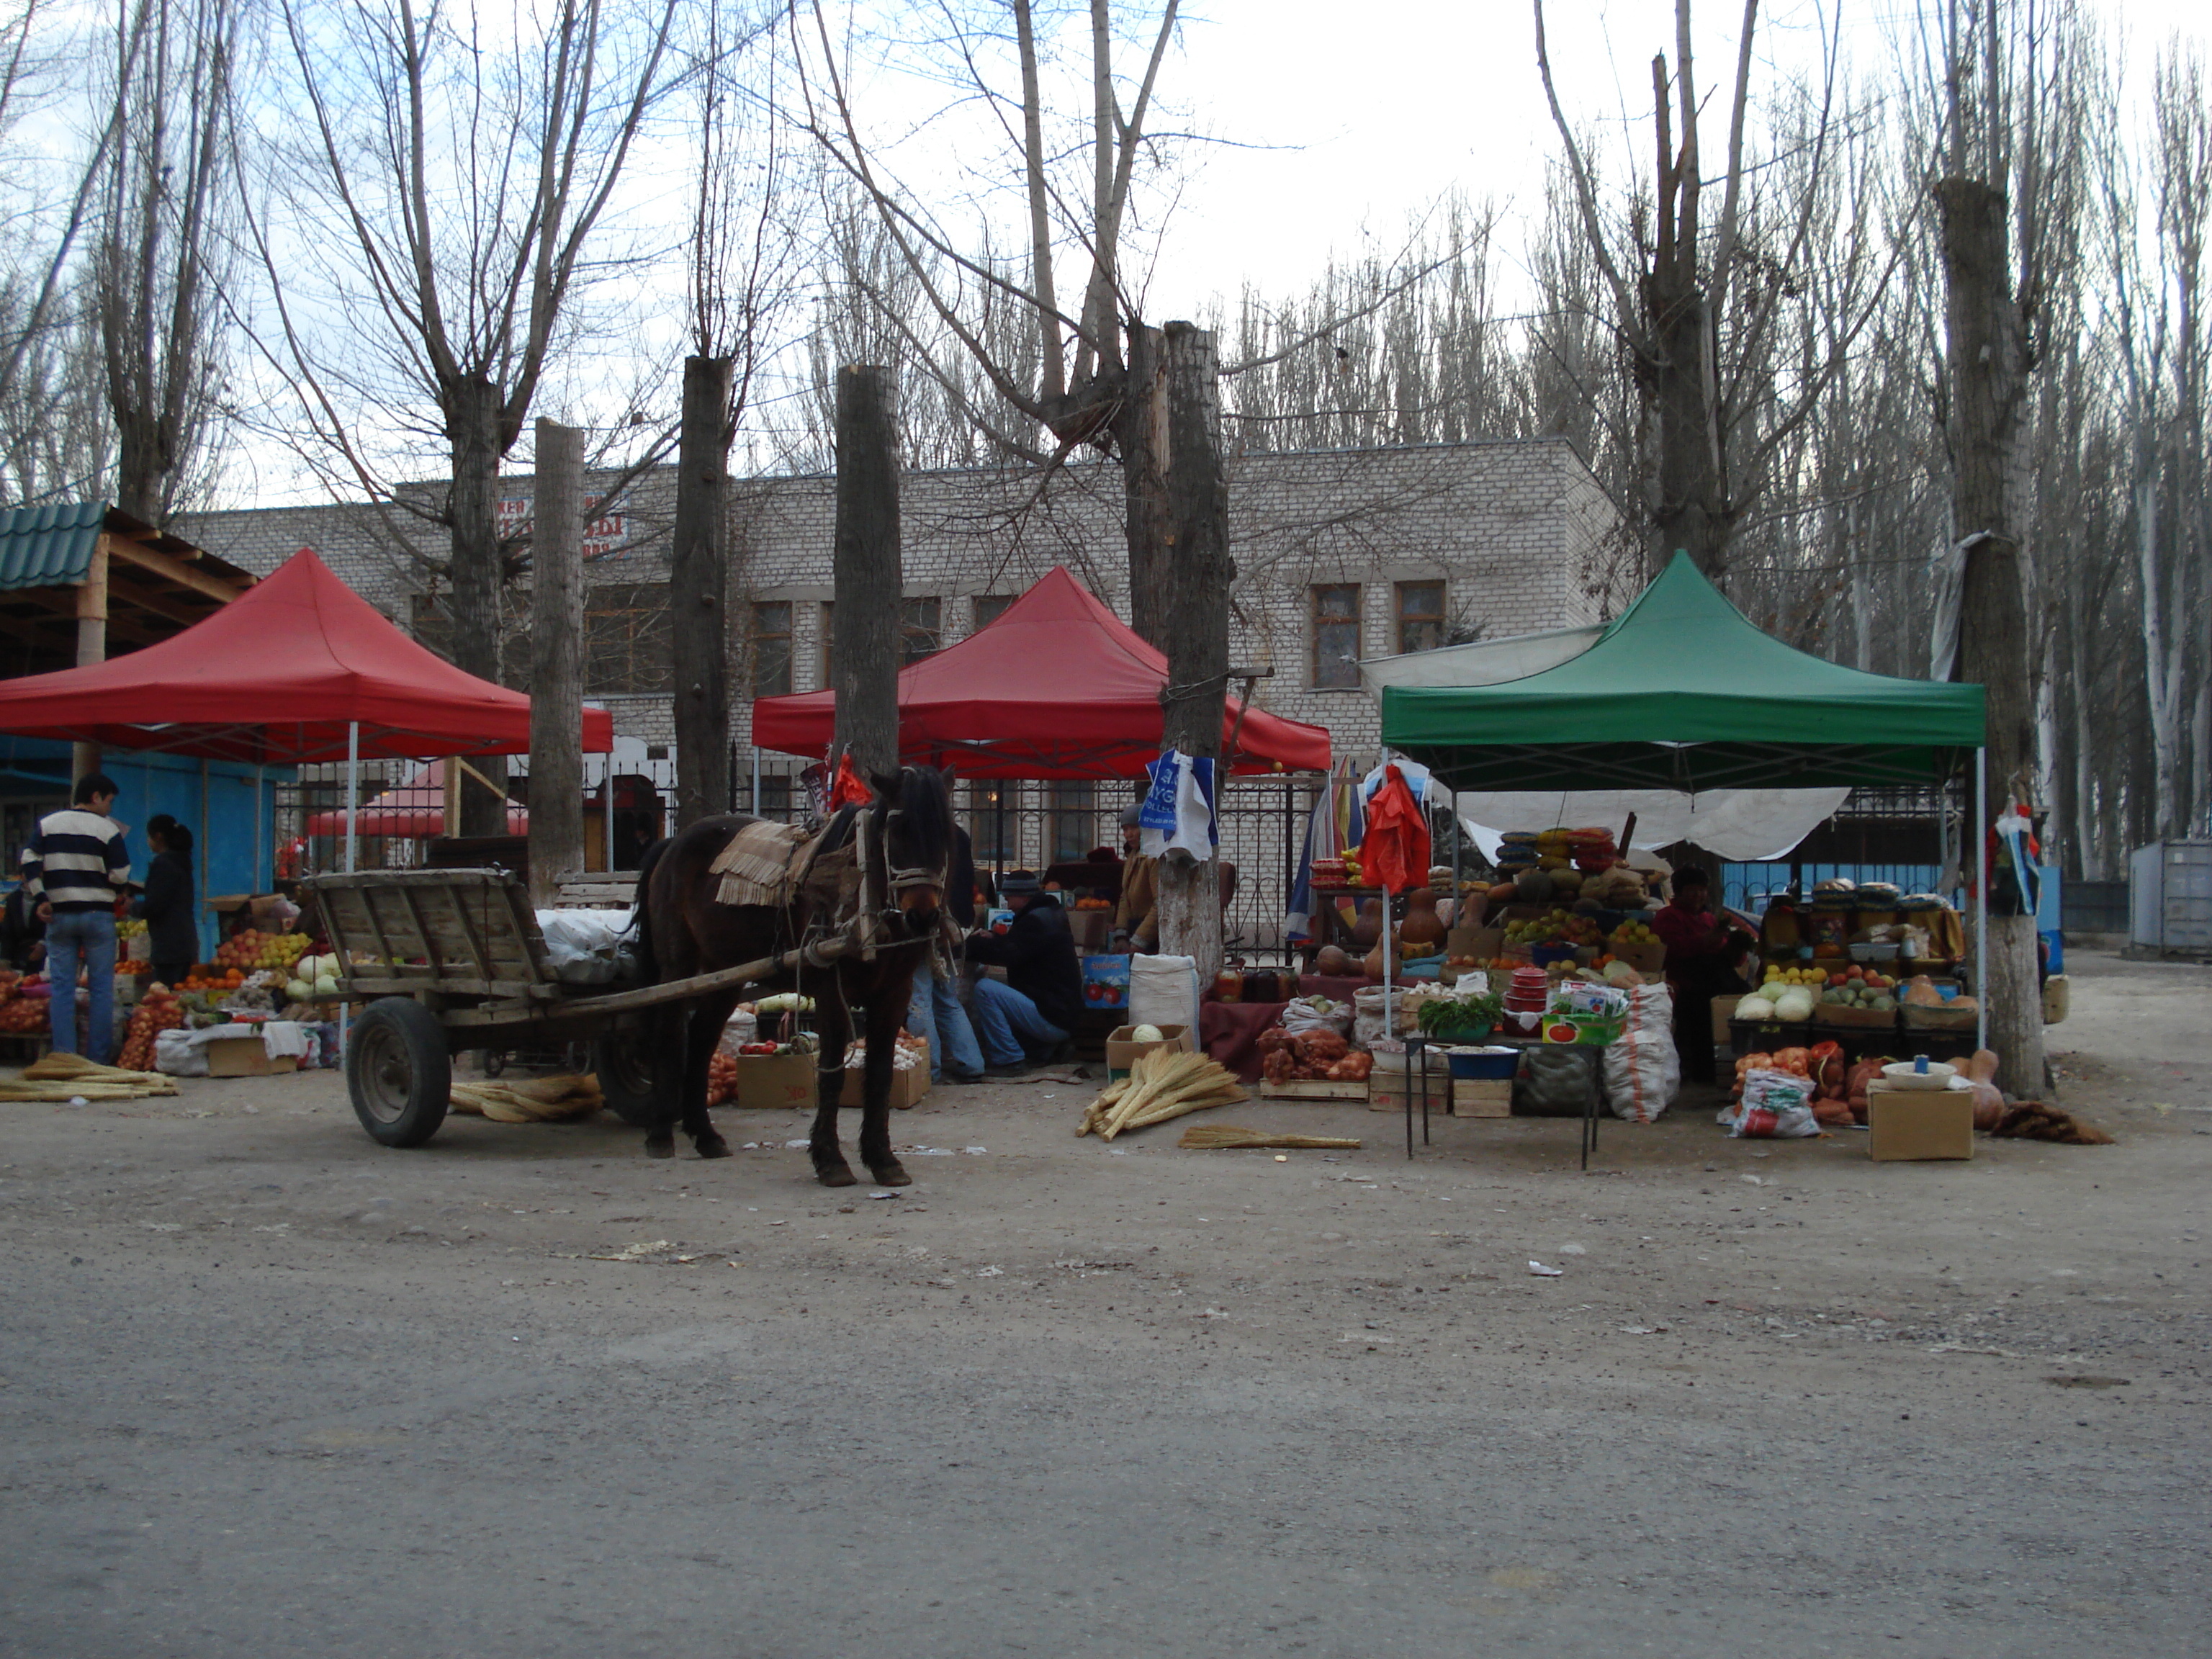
left=644, top=1135, right=675, bottom=1160
left=868, top=1161, right=912, bottom=1187
left=694, top=1135, right=732, bottom=1160
left=815, top=1164, right=858, bottom=1188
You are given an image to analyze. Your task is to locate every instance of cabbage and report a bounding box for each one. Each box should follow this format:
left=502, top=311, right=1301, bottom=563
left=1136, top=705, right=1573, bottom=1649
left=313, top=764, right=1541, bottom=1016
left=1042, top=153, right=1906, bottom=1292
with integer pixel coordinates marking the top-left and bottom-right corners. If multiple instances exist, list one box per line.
left=1129, top=1023, right=1164, bottom=1043
left=1773, top=988, right=1817, bottom=1022
left=1735, top=995, right=1778, bottom=1020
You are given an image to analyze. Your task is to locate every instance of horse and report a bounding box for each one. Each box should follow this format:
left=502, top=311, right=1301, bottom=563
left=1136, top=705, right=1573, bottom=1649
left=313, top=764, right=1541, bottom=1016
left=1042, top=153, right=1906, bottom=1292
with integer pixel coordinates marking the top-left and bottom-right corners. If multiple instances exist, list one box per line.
left=629, top=765, right=959, bottom=1186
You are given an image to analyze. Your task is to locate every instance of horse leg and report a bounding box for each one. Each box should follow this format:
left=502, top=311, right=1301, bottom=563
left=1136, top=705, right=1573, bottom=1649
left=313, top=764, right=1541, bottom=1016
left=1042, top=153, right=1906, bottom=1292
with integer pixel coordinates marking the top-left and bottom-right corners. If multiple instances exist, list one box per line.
left=680, top=989, right=737, bottom=1159
left=808, top=986, right=856, bottom=1187
left=858, top=981, right=912, bottom=1187
left=642, top=1001, right=681, bottom=1159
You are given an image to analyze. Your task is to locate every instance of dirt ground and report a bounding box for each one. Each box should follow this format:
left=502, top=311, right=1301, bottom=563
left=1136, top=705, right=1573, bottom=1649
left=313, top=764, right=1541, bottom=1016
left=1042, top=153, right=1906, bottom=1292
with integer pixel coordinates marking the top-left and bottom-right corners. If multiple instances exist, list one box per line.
left=1, top=948, right=2206, bottom=1658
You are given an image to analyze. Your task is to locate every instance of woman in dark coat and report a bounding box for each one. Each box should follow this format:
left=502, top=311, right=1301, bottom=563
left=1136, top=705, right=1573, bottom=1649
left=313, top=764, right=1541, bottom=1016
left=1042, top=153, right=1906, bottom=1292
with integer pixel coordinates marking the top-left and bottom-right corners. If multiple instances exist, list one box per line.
left=138, top=817, right=197, bottom=987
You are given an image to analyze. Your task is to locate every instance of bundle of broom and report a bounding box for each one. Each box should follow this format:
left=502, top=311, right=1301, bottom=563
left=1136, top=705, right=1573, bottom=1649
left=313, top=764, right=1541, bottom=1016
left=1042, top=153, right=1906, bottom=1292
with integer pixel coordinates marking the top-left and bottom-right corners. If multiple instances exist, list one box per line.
left=1177, top=1125, right=1360, bottom=1151
left=1077, top=1047, right=1246, bottom=1141
left=449, top=1073, right=605, bottom=1123
left=0, top=1051, right=178, bottom=1100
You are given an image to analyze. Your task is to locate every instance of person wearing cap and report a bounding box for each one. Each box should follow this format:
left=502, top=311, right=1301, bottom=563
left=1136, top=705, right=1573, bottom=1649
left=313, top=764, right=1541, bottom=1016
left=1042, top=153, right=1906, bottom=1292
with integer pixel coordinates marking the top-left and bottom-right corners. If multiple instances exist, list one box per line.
left=1112, top=803, right=1159, bottom=951
left=964, top=870, right=1082, bottom=1073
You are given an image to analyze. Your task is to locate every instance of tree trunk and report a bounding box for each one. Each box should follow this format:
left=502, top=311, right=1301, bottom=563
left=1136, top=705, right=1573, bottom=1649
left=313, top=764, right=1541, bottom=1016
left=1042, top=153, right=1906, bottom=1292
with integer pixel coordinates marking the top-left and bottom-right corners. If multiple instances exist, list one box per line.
left=673, top=354, right=734, bottom=826
left=447, top=372, right=511, bottom=836
left=527, top=419, right=585, bottom=907
left=1150, top=322, right=1228, bottom=981
left=1118, top=323, right=1173, bottom=649
left=832, top=365, right=902, bottom=778
left=1647, top=268, right=1726, bottom=582
left=1934, top=175, right=2044, bottom=1097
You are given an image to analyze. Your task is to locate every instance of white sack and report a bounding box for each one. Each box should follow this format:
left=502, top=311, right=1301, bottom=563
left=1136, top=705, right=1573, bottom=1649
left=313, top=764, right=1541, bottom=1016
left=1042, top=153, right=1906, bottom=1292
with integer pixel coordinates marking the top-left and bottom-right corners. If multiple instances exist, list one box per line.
left=535, top=908, right=634, bottom=984
left=1601, top=982, right=1678, bottom=1122
left=1129, top=953, right=1201, bottom=1033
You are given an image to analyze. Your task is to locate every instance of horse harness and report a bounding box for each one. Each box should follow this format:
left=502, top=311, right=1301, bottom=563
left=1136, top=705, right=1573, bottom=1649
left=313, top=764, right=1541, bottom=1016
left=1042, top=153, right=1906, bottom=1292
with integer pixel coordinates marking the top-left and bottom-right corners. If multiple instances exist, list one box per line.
left=708, top=809, right=955, bottom=968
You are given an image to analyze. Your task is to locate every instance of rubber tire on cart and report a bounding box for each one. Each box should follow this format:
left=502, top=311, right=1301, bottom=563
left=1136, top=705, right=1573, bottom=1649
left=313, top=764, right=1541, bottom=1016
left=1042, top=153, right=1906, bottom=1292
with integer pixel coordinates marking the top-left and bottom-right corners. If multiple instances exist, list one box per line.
left=346, top=997, right=453, bottom=1148
left=592, top=1032, right=658, bottom=1126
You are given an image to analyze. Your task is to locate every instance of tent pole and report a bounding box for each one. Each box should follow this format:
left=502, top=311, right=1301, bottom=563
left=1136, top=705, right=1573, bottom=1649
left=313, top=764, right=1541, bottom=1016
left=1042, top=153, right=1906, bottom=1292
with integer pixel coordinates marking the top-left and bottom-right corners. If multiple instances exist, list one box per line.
left=1974, top=747, right=1987, bottom=1053
left=345, top=723, right=359, bottom=875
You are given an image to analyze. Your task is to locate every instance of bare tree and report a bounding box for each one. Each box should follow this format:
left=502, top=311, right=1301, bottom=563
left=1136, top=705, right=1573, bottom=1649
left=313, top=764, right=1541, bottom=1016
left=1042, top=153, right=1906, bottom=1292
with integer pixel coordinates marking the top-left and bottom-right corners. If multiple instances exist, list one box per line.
left=91, top=0, right=242, bottom=526
left=673, top=0, right=793, bottom=828
left=1532, top=0, right=1898, bottom=588
left=241, top=0, right=678, bottom=832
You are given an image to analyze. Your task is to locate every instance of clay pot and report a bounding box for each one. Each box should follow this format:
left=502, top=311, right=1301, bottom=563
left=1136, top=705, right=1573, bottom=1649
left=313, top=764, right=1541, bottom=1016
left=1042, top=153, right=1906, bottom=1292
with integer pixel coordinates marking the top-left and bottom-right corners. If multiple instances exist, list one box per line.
left=1399, top=888, right=1447, bottom=952
left=1349, top=898, right=1385, bottom=950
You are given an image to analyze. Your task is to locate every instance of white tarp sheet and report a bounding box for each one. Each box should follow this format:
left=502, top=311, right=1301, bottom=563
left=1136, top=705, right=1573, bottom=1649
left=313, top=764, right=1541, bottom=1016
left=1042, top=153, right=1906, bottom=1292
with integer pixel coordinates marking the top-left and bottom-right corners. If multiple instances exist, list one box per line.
left=1454, top=787, right=1852, bottom=863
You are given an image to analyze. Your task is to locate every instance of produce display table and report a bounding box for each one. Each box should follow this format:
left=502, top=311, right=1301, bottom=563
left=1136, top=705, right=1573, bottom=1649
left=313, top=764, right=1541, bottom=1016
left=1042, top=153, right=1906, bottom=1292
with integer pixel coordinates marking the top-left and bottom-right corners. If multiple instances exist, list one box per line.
left=1398, top=1035, right=1604, bottom=1168
left=1199, top=974, right=1370, bottom=1081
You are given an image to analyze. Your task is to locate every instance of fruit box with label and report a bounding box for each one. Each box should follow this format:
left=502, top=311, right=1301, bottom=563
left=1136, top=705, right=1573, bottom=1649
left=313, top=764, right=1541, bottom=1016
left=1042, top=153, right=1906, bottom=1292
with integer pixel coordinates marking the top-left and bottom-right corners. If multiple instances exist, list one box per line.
left=1080, top=954, right=1131, bottom=1010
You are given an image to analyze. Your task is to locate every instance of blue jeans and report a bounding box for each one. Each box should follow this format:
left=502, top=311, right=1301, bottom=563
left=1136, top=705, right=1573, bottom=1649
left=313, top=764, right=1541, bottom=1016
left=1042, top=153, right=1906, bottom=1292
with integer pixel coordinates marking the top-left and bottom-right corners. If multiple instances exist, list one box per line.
left=46, top=910, right=117, bottom=1065
left=905, top=956, right=984, bottom=1081
left=968, top=975, right=1069, bottom=1067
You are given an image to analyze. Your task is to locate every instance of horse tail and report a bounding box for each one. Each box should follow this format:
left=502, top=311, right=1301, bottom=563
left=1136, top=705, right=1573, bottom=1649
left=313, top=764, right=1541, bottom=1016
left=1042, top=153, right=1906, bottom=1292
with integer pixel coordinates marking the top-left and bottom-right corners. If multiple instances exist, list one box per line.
left=627, top=837, right=670, bottom=986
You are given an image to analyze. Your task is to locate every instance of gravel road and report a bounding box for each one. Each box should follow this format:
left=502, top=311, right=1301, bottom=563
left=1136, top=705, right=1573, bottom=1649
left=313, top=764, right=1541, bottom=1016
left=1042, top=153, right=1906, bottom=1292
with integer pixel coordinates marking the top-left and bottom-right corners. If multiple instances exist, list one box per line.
left=1, top=950, right=2205, bottom=1657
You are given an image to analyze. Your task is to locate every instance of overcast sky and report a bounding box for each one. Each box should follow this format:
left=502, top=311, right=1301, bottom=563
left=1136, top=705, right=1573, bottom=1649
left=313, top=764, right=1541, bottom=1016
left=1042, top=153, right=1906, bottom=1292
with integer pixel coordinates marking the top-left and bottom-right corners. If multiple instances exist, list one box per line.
left=1146, top=0, right=2212, bottom=315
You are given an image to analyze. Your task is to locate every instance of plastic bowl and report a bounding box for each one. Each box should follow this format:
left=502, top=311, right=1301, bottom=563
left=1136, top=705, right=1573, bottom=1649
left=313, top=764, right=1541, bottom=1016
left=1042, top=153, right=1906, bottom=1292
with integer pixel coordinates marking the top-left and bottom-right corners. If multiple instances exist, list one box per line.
left=1867, top=942, right=1901, bottom=961
left=1444, top=1044, right=1517, bottom=1079
left=1848, top=942, right=1876, bottom=962
left=1880, top=1061, right=1958, bottom=1090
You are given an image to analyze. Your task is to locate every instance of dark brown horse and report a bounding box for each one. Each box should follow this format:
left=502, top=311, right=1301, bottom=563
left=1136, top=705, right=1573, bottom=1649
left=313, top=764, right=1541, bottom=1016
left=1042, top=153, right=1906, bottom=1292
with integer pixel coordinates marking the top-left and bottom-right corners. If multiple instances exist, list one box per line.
left=630, top=765, right=958, bottom=1185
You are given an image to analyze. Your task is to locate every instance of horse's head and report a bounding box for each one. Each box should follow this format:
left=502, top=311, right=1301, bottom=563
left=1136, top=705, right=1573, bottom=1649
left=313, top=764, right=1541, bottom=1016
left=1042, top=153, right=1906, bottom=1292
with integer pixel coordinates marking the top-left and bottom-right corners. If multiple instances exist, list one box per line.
left=873, top=765, right=958, bottom=938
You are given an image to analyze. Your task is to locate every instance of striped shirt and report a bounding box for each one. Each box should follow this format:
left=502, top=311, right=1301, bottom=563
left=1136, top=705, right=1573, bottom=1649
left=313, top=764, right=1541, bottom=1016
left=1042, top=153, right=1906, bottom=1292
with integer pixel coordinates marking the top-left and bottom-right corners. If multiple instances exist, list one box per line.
left=27, top=808, right=132, bottom=915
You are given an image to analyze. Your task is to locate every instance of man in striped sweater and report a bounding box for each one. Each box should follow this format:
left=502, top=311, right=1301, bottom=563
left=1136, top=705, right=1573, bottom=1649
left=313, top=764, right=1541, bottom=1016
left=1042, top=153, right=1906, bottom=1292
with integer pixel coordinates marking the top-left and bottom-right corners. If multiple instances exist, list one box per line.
left=27, top=773, right=132, bottom=1064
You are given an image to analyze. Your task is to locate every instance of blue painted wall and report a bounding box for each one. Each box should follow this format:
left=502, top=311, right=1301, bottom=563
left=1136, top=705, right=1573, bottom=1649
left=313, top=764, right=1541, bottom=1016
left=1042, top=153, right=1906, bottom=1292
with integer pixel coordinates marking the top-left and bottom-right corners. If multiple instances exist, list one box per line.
left=0, top=737, right=288, bottom=961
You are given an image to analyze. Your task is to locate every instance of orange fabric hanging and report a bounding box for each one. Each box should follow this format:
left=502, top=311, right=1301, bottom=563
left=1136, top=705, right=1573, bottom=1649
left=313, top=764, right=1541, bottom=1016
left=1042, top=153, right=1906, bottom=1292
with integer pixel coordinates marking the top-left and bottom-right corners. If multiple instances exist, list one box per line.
left=827, top=753, right=874, bottom=810
left=1359, top=764, right=1430, bottom=895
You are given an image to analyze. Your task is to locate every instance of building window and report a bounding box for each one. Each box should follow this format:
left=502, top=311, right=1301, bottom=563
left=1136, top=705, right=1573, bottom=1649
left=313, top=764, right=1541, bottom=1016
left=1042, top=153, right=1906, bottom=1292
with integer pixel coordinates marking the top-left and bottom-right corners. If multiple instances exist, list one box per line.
left=585, top=583, right=673, bottom=695
left=902, top=596, right=942, bottom=665
left=1396, top=580, right=1446, bottom=655
left=818, top=601, right=834, bottom=688
left=973, top=593, right=1015, bottom=631
left=1311, top=583, right=1362, bottom=689
left=749, top=601, right=793, bottom=697
left=1049, top=779, right=1097, bottom=863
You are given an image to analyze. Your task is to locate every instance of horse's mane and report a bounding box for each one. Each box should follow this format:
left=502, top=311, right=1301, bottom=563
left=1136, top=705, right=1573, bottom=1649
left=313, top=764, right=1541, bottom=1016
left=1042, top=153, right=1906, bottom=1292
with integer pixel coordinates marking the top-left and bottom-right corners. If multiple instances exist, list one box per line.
left=893, top=764, right=955, bottom=878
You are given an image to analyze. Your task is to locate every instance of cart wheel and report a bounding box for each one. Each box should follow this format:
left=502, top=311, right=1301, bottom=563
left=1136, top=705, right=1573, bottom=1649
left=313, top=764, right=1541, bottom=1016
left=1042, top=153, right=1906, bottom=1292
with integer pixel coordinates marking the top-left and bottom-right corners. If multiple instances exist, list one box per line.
left=593, top=1033, right=658, bottom=1126
left=347, top=997, right=452, bottom=1148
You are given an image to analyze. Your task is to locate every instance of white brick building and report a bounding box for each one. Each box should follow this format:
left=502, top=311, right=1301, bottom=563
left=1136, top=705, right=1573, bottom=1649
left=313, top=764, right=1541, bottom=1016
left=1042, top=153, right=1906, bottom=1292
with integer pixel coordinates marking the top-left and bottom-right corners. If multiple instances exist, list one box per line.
left=181, top=437, right=1618, bottom=945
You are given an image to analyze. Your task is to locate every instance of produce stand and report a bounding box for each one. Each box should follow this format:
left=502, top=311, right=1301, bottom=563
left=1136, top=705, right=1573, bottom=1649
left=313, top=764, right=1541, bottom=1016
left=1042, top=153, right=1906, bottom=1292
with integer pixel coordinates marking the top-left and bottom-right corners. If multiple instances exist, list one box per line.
left=305, top=868, right=852, bottom=1149
left=1382, top=553, right=1992, bottom=1054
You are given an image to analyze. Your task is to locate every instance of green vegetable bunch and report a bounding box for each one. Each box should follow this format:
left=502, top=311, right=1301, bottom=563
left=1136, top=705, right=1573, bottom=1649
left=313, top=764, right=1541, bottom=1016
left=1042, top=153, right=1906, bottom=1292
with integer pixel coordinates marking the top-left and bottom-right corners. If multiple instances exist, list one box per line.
left=1416, top=988, right=1504, bottom=1035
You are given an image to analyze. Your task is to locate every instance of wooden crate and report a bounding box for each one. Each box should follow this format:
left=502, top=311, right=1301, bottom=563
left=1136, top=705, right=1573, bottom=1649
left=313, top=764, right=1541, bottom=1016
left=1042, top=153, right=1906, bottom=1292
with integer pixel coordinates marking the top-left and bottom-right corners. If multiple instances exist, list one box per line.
left=1452, top=1079, right=1513, bottom=1118
left=1259, top=1078, right=1368, bottom=1102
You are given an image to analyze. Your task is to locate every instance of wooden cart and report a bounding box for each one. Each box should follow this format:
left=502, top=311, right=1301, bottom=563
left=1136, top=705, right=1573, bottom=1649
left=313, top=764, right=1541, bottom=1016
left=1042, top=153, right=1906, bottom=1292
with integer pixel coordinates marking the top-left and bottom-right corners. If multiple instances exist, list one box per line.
left=305, top=868, right=830, bottom=1148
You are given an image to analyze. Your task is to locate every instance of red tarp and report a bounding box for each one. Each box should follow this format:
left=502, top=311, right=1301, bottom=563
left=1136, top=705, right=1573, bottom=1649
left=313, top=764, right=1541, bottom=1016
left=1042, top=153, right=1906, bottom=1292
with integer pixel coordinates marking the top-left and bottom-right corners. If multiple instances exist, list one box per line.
left=302, top=765, right=528, bottom=838
left=750, top=566, right=1331, bottom=778
left=1359, top=764, right=1431, bottom=895
left=0, top=547, right=613, bottom=763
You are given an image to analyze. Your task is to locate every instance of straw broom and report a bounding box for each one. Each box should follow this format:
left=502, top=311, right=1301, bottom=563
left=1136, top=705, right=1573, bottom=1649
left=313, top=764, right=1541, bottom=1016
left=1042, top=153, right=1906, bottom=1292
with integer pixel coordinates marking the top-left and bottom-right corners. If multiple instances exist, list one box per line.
left=449, top=1073, right=605, bottom=1123
left=1076, top=1048, right=1246, bottom=1141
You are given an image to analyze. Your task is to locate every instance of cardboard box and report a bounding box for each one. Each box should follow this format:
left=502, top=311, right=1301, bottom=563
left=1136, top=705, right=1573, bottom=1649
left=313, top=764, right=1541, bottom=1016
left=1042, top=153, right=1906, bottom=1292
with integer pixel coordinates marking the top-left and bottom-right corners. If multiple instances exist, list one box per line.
left=838, top=1064, right=931, bottom=1110
left=1066, top=909, right=1112, bottom=953
left=1866, top=1083, right=1974, bottom=1161
left=732, top=1051, right=822, bottom=1110
left=203, top=1031, right=285, bottom=1076
left=1608, top=939, right=1668, bottom=976
left=1447, top=922, right=1501, bottom=961
left=1711, top=994, right=1745, bottom=1030
left=1452, top=1079, right=1513, bottom=1118
left=1105, top=1021, right=1192, bottom=1080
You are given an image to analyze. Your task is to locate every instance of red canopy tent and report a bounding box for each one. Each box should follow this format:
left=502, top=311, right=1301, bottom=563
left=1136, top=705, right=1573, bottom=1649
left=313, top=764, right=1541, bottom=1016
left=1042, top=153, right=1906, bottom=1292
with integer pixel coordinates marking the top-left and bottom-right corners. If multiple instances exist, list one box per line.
left=0, top=546, right=613, bottom=763
left=750, top=566, right=1331, bottom=778
left=303, top=765, right=529, bottom=838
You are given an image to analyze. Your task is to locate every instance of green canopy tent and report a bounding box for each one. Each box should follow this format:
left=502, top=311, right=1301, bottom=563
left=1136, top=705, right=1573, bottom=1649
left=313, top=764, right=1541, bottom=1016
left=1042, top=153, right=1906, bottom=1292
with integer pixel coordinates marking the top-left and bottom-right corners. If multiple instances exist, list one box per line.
left=1380, top=552, right=1991, bottom=1044
left=1380, top=553, right=1985, bottom=793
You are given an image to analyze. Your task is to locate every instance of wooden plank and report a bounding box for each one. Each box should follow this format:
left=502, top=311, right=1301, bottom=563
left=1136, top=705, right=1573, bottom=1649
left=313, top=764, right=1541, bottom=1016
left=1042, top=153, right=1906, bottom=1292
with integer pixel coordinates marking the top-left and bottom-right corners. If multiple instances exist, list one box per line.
left=105, top=534, right=251, bottom=603
left=1259, top=1079, right=1369, bottom=1101
left=346, top=975, right=554, bottom=1001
